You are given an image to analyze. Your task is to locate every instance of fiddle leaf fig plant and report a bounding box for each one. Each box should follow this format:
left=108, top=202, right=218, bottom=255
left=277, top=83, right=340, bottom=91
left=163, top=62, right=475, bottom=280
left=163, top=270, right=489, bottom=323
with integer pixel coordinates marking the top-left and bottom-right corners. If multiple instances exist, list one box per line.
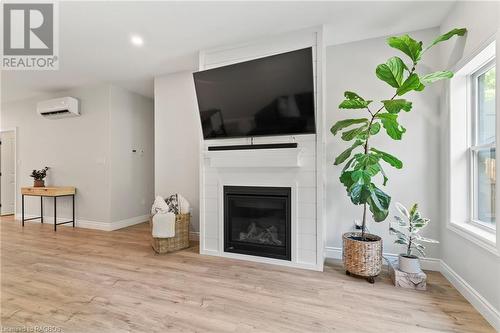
left=331, top=28, right=466, bottom=239
left=389, top=203, right=439, bottom=257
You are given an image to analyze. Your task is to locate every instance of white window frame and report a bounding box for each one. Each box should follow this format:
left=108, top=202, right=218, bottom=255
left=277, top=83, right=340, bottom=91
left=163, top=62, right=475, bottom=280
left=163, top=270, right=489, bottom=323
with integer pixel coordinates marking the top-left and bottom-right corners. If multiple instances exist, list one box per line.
left=448, top=39, right=498, bottom=255
left=469, top=59, right=496, bottom=232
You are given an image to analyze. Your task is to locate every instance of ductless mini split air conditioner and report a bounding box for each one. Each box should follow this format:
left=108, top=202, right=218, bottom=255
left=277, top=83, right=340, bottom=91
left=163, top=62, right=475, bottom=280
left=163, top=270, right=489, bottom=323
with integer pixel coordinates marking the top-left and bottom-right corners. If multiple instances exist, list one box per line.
left=37, top=97, right=80, bottom=119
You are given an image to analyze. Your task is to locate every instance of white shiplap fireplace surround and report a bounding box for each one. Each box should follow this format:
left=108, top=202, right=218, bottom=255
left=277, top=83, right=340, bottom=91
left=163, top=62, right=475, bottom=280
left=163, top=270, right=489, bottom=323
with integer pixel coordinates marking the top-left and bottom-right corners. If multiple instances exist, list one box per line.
left=198, top=27, right=326, bottom=271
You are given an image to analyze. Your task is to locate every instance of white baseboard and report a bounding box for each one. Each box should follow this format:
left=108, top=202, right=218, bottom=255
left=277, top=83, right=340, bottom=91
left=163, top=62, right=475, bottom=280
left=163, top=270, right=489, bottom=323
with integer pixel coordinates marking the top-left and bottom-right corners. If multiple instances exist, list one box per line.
left=109, top=214, right=149, bottom=231
left=324, top=246, right=441, bottom=271
left=15, top=213, right=149, bottom=231
left=440, top=261, right=500, bottom=332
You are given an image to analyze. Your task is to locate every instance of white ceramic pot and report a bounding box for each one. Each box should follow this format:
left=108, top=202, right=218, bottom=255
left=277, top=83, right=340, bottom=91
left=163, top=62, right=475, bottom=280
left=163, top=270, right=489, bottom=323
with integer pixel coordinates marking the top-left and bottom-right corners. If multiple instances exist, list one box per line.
left=398, top=254, right=421, bottom=273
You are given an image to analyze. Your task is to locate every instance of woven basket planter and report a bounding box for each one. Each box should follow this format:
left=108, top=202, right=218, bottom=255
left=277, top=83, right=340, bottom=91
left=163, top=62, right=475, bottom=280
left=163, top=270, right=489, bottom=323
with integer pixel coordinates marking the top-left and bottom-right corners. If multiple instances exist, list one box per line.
left=343, top=232, right=382, bottom=283
left=149, top=213, right=190, bottom=254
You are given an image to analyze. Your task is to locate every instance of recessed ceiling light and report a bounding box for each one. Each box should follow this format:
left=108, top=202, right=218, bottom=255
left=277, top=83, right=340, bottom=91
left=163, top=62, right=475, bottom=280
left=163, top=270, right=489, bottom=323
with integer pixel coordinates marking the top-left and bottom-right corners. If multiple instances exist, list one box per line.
left=130, top=34, right=144, bottom=47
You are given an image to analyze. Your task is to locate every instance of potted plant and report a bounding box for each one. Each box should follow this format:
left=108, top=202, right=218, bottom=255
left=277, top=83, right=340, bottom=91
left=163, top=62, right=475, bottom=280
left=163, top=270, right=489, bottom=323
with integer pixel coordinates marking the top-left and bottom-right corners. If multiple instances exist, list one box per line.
left=30, top=167, right=49, bottom=187
left=331, top=28, right=466, bottom=283
left=390, top=203, right=438, bottom=273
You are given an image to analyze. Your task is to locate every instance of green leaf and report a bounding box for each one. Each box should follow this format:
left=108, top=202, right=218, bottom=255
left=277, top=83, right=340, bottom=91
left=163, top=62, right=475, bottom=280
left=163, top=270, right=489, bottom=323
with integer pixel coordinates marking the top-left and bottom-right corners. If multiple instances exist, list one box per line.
left=377, top=162, right=388, bottom=185
left=342, top=156, right=356, bottom=172
left=341, top=126, right=367, bottom=141
left=351, top=169, right=372, bottom=184
left=376, top=113, right=406, bottom=140
left=389, top=226, right=407, bottom=238
left=397, top=74, right=421, bottom=96
left=414, top=234, right=439, bottom=244
left=330, top=118, right=368, bottom=135
left=387, top=35, right=423, bottom=62
left=339, top=91, right=372, bottom=109
left=355, top=153, right=380, bottom=168
left=394, top=215, right=407, bottom=227
left=339, top=100, right=370, bottom=109
left=375, top=57, right=407, bottom=88
left=415, top=82, right=425, bottom=91
left=396, top=202, right=410, bottom=219
left=340, top=171, right=355, bottom=189
left=349, top=183, right=372, bottom=205
left=367, top=185, right=391, bottom=222
left=365, top=163, right=380, bottom=176
left=344, top=91, right=363, bottom=100
left=369, top=122, right=381, bottom=135
left=370, top=147, right=403, bottom=169
left=382, top=99, right=412, bottom=114
left=424, top=28, right=467, bottom=52
left=420, top=71, right=454, bottom=84
left=412, top=218, right=430, bottom=229
left=351, top=163, right=380, bottom=186
left=334, top=140, right=364, bottom=165
left=409, top=203, right=418, bottom=218
left=395, top=238, right=409, bottom=246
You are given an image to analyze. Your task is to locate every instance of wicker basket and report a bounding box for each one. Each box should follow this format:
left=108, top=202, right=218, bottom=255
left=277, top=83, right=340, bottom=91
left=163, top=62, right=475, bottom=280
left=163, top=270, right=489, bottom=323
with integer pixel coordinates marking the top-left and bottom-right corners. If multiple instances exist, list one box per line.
left=343, top=232, right=382, bottom=281
left=149, top=213, right=190, bottom=254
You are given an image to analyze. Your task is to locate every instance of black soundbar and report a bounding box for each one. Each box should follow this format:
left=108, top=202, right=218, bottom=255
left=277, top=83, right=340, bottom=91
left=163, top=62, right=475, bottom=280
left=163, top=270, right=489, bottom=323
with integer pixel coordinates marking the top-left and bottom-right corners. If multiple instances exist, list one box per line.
left=208, top=143, right=298, bottom=151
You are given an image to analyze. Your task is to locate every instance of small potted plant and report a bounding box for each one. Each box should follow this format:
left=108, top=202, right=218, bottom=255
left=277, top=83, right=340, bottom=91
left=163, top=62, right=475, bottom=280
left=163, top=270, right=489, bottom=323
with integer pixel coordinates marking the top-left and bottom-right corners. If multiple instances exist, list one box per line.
left=389, top=203, right=439, bottom=273
left=30, top=167, right=49, bottom=187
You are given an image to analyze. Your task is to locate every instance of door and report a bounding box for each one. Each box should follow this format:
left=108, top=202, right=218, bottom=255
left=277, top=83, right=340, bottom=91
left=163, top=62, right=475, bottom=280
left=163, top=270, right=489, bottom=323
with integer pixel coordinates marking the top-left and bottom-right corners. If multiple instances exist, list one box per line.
left=1, top=131, right=15, bottom=215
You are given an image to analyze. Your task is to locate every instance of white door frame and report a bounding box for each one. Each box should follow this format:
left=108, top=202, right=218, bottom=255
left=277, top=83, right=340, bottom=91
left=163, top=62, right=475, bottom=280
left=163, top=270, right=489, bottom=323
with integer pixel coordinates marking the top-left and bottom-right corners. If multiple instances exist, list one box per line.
left=0, top=127, right=17, bottom=216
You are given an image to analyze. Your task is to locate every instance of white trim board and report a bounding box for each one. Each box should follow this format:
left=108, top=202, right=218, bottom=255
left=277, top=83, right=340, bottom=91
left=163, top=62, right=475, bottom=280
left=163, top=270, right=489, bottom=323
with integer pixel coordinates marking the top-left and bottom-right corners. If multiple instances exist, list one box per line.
left=440, top=261, right=500, bottom=332
left=0, top=128, right=18, bottom=217
left=14, top=213, right=149, bottom=231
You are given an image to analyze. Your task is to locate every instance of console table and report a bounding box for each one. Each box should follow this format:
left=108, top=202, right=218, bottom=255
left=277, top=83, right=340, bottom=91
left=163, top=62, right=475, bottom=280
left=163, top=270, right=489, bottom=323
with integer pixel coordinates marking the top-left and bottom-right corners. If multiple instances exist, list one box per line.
left=21, top=187, right=76, bottom=231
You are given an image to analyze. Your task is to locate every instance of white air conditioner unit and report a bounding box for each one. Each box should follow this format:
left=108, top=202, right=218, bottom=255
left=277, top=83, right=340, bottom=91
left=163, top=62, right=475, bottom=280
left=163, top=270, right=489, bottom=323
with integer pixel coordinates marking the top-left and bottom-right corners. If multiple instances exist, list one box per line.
left=37, top=97, right=80, bottom=119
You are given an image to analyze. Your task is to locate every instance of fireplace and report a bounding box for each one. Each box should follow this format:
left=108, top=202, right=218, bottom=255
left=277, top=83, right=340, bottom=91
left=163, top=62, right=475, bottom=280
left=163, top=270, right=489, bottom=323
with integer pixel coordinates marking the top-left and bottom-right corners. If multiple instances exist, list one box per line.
left=224, top=186, right=291, bottom=260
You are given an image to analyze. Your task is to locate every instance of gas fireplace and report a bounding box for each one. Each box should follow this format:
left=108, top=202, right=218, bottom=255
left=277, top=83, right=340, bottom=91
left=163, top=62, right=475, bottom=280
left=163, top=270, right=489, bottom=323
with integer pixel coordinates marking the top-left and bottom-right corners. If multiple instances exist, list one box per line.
left=224, top=186, right=291, bottom=260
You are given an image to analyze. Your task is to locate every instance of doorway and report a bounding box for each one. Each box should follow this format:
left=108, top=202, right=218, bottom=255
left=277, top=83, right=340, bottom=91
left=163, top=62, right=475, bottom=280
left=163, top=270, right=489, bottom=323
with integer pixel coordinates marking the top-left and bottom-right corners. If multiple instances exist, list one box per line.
left=1, top=130, right=16, bottom=216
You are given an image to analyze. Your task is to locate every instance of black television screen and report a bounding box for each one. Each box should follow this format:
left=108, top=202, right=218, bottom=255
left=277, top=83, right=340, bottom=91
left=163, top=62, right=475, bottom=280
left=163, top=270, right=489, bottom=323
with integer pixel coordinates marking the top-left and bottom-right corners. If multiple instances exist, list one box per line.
left=193, top=47, right=316, bottom=139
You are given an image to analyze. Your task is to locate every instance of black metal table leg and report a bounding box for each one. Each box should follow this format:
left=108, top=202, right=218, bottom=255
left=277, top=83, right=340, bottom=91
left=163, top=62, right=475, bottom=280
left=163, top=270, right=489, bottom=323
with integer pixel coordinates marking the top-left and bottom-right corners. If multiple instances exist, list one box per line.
left=22, top=194, right=25, bottom=227
left=72, top=194, right=75, bottom=228
left=41, top=196, right=44, bottom=223
left=54, top=196, right=57, bottom=231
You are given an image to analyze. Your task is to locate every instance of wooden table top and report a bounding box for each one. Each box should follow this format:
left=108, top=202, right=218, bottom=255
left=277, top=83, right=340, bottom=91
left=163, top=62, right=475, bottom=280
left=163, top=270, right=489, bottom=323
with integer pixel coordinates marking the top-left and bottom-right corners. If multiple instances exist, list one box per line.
left=21, top=186, right=76, bottom=196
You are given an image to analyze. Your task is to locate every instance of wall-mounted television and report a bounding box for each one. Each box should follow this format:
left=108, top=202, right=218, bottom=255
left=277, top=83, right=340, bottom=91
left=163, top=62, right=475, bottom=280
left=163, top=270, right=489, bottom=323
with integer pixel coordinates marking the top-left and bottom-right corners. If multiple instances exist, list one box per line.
left=193, top=47, right=316, bottom=140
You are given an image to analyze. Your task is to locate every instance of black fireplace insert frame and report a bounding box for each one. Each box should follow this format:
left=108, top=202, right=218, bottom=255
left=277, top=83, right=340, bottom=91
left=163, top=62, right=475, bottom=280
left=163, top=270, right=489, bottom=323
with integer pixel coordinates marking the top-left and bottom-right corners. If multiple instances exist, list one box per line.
left=224, top=185, right=292, bottom=261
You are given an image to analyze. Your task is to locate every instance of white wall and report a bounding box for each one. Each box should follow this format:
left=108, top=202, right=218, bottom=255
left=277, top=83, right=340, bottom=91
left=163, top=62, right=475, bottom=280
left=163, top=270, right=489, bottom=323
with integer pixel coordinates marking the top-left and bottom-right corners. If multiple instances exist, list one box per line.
left=325, top=28, right=443, bottom=258
left=154, top=71, right=200, bottom=231
left=109, top=86, right=154, bottom=222
left=1, top=85, right=111, bottom=222
left=1, top=84, right=154, bottom=228
left=439, top=1, right=500, bottom=325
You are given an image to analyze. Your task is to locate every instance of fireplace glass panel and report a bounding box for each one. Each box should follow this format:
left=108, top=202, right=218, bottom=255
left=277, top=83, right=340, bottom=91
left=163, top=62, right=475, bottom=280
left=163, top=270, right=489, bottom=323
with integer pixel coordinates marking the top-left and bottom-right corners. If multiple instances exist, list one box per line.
left=224, top=186, right=291, bottom=260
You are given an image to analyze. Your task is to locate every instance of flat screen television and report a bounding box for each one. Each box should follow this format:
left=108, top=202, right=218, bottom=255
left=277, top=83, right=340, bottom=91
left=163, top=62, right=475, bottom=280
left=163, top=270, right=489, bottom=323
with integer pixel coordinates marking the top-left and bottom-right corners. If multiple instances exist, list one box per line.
left=193, top=47, right=315, bottom=140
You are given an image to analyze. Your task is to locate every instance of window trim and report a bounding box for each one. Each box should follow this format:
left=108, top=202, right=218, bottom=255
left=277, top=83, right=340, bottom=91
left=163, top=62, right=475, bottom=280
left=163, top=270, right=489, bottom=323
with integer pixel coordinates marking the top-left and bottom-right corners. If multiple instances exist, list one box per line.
left=468, top=59, right=496, bottom=231
left=448, top=37, right=498, bottom=253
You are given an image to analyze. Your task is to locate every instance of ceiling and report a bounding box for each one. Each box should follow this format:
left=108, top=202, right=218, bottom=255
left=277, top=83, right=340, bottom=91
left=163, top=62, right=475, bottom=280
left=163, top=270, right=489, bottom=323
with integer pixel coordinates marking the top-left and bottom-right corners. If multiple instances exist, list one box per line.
left=2, top=1, right=456, bottom=103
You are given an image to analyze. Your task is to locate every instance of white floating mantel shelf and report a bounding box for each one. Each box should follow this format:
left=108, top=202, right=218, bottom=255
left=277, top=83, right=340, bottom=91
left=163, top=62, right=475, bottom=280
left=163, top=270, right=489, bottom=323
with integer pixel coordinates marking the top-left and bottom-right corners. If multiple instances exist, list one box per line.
left=204, top=148, right=303, bottom=168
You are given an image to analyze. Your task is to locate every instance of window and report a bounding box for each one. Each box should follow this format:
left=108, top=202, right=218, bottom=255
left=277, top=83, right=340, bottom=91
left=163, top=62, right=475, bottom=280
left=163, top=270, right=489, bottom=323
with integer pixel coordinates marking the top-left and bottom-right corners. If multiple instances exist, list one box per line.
left=470, top=62, right=496, bottom=230
left=449, top=40, right=497, bottom=252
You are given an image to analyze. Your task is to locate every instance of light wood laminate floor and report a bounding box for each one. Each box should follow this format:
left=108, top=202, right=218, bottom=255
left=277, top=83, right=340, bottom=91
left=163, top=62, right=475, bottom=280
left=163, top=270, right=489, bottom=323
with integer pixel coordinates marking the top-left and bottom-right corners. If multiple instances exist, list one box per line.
left=0, top=215, right=494, bottom=332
